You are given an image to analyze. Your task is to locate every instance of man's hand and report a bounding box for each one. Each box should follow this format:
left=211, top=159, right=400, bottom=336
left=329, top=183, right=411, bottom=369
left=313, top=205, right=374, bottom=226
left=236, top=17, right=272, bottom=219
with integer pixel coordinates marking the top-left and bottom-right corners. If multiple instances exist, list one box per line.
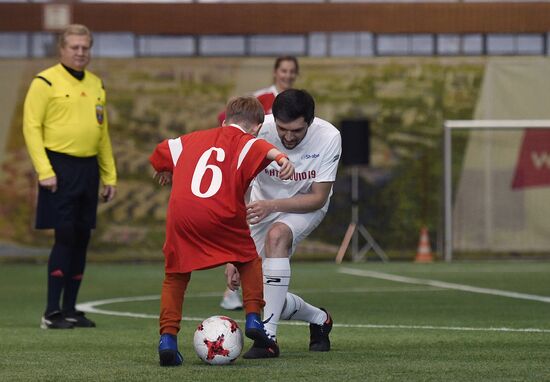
left=278, top=157, right=294, bottom=180
left=101, top=185, right=116, bottom=202
left=246, top=200, right=274, bottom=224
left=39, top=176, right=57, bottom=193
left=225, top=263, right=241, bottom=291
left=154, top=171, right=172, bottom=186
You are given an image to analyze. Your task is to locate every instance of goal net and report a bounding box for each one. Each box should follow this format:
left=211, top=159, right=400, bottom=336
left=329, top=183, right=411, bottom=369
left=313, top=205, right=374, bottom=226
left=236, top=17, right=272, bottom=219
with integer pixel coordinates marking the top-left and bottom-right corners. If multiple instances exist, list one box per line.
left=443, top=120, right=550, bottom=261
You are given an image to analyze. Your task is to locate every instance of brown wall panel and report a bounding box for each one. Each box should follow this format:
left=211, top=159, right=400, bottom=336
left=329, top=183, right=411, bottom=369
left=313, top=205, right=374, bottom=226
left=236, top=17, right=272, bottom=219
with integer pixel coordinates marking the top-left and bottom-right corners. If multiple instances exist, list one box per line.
left=1, top=3, right=550, bottom=34
left=0, top=4, right=42, bottom=31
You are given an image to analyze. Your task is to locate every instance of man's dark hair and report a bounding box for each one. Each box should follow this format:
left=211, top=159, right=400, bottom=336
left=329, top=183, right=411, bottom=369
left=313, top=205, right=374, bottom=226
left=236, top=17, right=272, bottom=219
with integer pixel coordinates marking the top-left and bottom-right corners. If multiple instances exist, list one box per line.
left=272, top=89, right=315, bottom=126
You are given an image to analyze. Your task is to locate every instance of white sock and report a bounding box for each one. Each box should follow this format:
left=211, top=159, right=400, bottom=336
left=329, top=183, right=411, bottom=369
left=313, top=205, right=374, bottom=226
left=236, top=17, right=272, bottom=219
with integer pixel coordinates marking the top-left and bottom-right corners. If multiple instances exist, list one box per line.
left=262, top=258, right=291, bottom=339
left=280, top=292, right=327, bottom=325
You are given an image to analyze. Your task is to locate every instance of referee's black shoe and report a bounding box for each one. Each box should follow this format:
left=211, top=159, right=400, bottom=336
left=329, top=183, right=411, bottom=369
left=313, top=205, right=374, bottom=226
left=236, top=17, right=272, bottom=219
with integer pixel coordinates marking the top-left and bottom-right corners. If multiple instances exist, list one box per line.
left=64, top=310, right=96, bottom=328
left=309, top=308, right=332, bottom=352
left=40, top=310, right=74, bottom=329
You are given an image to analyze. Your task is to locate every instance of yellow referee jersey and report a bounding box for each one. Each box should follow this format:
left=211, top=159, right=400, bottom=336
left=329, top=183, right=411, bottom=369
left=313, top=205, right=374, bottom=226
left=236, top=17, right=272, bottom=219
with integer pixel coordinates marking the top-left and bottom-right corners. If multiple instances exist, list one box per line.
left=23, top=63, right=117, bottom=185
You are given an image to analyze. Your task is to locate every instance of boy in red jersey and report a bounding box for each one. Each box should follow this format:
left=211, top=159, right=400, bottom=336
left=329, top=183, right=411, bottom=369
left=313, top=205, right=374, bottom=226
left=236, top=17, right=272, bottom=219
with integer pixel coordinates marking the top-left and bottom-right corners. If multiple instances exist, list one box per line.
left=150, top=96, right=293, bottom=366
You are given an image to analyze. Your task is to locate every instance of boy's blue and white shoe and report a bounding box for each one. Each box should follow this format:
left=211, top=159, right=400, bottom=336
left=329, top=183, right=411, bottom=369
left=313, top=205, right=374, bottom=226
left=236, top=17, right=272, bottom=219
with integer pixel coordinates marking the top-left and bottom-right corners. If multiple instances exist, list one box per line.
left=158, top=333, right=183, bottom=366
left=242, top=313, right=279, bottom=359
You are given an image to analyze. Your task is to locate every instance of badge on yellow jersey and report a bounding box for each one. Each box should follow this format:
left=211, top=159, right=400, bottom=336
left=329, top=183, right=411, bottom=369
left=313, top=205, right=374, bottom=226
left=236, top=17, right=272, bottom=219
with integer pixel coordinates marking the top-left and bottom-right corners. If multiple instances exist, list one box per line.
left=96, top=104, right=104, bottom=125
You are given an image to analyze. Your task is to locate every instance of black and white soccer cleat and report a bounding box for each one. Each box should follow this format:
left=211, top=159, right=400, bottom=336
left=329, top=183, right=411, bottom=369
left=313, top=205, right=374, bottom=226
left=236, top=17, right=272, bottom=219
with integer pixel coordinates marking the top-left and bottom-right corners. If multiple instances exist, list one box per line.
left=309, top=308, right=332, bottom=352
left=40, top=310, right=74, bottom=329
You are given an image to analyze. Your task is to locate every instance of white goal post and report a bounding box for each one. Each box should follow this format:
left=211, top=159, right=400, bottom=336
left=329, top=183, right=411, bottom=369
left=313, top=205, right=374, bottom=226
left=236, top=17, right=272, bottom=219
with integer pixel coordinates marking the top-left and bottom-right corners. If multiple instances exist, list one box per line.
left=443, top=120, right=550, bottom=262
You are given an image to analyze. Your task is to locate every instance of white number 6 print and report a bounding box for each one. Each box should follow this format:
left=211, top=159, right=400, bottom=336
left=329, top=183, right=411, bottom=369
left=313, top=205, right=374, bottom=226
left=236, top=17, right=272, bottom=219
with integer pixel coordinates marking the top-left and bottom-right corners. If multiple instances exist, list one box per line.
left=191, top=147, right=226, bottom=198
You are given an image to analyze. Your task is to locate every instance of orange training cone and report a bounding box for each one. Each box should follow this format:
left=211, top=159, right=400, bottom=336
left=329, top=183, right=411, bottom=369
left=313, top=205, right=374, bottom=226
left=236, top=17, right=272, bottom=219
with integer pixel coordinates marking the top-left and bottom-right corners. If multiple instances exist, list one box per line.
left=415, top=226, right=433, bottom=263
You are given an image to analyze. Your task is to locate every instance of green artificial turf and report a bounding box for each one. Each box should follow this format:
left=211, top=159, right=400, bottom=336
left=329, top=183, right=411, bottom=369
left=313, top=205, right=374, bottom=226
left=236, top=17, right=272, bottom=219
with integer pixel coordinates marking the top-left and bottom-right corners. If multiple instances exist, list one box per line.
left=0, top=261, right=548, bottom=381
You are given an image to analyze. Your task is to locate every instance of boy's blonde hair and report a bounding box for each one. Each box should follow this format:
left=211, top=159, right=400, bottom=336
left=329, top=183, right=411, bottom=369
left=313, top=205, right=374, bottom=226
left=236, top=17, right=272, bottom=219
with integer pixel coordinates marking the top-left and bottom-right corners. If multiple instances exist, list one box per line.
left=225, top=96, right=265, bottom=130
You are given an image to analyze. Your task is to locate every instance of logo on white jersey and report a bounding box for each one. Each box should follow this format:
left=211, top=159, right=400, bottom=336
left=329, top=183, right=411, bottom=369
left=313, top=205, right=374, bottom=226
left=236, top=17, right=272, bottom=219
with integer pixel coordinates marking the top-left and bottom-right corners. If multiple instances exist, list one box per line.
left=264, top=168, right=316, bottom=181
left=301, top=153, right=320, bottom=160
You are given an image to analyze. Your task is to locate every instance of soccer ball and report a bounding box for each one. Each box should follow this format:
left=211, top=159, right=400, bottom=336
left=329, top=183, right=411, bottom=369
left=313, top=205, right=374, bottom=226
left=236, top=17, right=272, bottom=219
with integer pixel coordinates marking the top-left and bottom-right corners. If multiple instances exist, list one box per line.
left=193, top=315, right=244, bottom=365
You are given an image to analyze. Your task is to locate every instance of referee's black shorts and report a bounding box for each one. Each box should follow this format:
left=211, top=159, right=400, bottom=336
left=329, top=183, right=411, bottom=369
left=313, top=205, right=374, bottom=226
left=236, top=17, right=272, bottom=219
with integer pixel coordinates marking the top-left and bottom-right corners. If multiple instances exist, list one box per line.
left=35, top=150, right=100, bottom=229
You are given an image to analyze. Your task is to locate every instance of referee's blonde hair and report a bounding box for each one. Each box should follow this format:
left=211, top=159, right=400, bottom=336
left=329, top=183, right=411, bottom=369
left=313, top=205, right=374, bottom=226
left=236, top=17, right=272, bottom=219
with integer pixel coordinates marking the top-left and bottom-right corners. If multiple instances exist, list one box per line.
left=58, top=24, right=93, bottom=48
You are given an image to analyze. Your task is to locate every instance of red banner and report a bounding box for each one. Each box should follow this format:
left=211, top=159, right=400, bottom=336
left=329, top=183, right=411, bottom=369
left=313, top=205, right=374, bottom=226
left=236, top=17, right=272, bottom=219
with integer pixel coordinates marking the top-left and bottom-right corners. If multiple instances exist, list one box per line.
left=512, top=129, right=550, bottom=189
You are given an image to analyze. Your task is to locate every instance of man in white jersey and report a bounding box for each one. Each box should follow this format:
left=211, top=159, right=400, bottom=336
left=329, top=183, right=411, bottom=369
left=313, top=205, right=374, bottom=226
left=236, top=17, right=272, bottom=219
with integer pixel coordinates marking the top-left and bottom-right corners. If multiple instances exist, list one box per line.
left=225, top=89, right=342, bottom=358
left=219, top=56, right=299, bottom=310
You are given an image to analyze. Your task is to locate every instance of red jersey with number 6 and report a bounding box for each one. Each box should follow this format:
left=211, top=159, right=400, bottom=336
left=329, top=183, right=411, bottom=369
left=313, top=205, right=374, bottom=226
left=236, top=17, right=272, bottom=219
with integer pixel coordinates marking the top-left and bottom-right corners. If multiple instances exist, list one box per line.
left=150, top=124, right=275, bottom=273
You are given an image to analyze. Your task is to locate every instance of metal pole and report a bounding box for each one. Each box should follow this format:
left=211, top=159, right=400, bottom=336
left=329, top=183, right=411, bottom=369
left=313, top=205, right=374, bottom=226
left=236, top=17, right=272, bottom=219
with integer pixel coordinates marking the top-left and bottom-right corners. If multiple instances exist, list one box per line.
left=443, top=122, right=453, bottom=262
left=337, top=165, right=388, bottom=263
left=351, top=166, right=359, bottom=261
left=351, top=166, right=358, bottom=211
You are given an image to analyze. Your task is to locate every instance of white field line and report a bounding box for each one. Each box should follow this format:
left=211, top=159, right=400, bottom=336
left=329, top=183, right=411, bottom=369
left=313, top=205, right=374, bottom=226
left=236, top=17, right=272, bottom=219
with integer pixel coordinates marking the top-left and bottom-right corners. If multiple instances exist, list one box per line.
left=76, top=293, right=550, bottom=334
left=275, top=286, right=444, bottom=294
left=339, top=267, right=550, bottom=304
left=381, top=267, right=550, bottom=274
left=75, top=286, right=440, bottom=317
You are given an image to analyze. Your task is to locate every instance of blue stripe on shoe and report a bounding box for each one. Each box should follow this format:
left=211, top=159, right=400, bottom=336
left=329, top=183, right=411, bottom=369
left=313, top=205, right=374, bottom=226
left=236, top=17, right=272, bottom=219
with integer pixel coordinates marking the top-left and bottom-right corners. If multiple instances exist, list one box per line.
left=245, top=313, right=264, bottom=331
left=159, top=333, right=178, bottom=351
left=159, top=334, right=183, bottom=366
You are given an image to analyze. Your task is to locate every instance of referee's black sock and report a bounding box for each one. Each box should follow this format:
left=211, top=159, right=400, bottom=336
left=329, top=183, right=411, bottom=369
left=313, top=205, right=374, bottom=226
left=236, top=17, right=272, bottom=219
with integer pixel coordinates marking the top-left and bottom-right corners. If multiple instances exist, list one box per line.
left=45, top=266, right=65, bottom=315
left=62, top=275, right=83, bottom=313
left=45, top=226, right=75, bottom=315
left=62, top=227, right=91, bottom=313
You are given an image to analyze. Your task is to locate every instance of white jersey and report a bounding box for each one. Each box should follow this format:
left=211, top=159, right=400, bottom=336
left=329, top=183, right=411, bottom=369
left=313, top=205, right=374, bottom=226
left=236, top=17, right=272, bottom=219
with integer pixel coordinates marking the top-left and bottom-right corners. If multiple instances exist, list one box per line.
left=250, top=114, right=342, bottom=218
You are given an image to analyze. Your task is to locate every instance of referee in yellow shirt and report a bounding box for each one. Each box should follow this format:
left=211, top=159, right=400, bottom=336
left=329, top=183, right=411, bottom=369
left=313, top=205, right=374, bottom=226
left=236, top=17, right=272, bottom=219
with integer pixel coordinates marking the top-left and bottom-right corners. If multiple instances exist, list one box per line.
left=23, top=24, right=117, bottom=329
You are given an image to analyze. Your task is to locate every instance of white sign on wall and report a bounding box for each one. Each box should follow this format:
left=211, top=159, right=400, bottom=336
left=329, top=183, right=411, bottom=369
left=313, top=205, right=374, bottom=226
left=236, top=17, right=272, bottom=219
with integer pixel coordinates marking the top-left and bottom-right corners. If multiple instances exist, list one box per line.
left=43, top=4, right=72, bottom=31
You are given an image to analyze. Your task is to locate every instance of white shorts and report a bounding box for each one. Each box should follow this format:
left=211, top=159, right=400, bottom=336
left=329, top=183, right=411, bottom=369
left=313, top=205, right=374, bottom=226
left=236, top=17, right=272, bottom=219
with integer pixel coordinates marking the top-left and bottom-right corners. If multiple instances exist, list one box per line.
left=250, top=209, right=326, bottom=258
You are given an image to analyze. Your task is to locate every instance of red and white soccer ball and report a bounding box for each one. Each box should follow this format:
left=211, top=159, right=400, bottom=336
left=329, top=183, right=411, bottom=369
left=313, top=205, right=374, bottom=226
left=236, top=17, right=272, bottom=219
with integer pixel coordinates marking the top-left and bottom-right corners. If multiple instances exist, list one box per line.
left=193, top=315, right=244, bottom=365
